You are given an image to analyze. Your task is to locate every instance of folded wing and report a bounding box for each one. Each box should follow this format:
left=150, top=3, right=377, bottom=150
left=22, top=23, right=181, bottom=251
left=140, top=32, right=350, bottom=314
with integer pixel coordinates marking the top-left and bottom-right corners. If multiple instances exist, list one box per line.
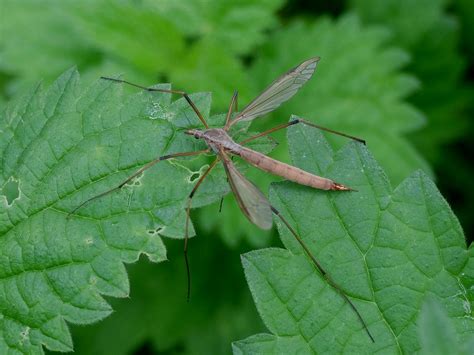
left=219, top=150, right=273, bottom=230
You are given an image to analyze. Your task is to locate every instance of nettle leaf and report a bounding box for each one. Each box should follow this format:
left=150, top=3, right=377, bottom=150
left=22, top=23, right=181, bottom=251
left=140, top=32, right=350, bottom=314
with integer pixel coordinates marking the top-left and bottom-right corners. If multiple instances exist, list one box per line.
left=71, top=238, right=263, bottom=354
left=69, top=0, right=185, bottom=76
left=0, top=1, right=94, bottom=80
left=233, top=123, right=473, bottom=353
left=250, top=14, right=429, bottom=185
left=0, top=70, right=229, bottom=353
left=0, top=0, right=283, bottom=110
left=350, top=0, right=447, bottom=47
left=145, top=0, right=285, bottom=56
left=456, top=0, right=474, bottom=59
left=168, top=39, right=255, bottom=110
left=351, top=0, right=470, bottom=163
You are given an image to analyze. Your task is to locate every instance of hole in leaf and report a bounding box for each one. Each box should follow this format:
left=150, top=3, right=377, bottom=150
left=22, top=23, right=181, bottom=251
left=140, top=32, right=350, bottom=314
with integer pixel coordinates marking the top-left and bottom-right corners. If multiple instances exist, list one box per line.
left=125, top=174, right=143, bottom=187
left=189, top=172, right=201, bottom=183
left=147, top=226, right=163, bottom=236
left=1, top=177, right=20, bottom=206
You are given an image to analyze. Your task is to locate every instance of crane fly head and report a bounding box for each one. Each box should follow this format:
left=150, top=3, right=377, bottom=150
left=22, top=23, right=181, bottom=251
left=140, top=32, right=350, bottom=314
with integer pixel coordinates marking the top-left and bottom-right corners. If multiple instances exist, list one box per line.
left=185, top=129, right=204, bottom=140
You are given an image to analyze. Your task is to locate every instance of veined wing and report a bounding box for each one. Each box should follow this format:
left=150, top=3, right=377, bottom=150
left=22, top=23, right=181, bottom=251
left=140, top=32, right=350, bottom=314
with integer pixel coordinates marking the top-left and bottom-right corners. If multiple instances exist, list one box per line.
left=229, top=57, right=319, bottom=126
left=219, top=150, right=273, bottom=230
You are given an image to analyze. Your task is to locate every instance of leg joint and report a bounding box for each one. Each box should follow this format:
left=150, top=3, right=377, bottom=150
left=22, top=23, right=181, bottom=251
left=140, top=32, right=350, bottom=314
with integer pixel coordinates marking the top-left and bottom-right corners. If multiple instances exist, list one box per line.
left=160, top=154, right=173, bottom=161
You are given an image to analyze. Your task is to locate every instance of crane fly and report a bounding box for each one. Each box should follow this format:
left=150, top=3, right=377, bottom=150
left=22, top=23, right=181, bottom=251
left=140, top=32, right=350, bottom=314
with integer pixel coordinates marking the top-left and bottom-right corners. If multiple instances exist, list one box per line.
left=70, top=57, right=374, bottom=342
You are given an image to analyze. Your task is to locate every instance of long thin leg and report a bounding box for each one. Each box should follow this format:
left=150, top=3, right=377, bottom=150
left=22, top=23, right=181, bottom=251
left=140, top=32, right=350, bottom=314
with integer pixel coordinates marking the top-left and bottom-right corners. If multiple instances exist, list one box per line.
left=68, top=149, right=209, bottom=217
left=184, top=158, right=220, bottom=301
left=101, top=77, right=209, bottom=129
left=214, top=91, right=239, bottom=211
left=270, top=206, right=375, bottom=343
left=224, top=91, right=239, bottom=130
left=239, top=118, right=366, bottom=146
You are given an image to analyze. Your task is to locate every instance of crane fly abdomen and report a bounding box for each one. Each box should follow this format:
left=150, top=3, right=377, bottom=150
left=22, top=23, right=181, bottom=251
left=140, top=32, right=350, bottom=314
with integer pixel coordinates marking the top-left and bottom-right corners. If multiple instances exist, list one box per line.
left=237, top=147, right=343, bottom=191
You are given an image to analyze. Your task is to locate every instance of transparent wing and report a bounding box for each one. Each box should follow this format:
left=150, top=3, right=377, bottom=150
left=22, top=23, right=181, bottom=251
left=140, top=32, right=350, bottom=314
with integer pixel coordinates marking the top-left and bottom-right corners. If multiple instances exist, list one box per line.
left=229, top=57, right=319, bottom=126
left=219, top=150, right=273, bottom=230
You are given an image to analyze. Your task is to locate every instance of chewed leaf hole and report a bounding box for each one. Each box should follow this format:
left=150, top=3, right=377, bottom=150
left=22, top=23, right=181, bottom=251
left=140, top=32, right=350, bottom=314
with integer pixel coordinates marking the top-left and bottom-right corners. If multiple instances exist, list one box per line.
left=1, top=176, right=20, bottom=206
left=187, top=164, right=209, bottom=183
left=147, top=102, right=174, bottom=121
left=147, top=226, right=163, bottom=236
left=125, top=173, right=143, bottom=187
left=189, top=172, right=201, bottom=183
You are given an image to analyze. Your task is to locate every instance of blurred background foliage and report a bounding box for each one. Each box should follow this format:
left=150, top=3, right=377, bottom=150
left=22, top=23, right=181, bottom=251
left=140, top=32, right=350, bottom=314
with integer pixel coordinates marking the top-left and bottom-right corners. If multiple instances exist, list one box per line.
left=0, top=0, right=472, bottom=353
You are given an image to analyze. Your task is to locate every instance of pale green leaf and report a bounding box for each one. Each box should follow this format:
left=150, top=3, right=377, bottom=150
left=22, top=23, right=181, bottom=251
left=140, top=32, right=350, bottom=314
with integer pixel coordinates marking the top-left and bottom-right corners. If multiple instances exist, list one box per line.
left=0, top=70, right=229, bottom=353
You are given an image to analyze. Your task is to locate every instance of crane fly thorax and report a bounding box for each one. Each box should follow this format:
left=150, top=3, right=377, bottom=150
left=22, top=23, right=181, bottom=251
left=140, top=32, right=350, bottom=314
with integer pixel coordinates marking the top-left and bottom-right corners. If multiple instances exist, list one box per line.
left=195, top=128, right=239, bottom=154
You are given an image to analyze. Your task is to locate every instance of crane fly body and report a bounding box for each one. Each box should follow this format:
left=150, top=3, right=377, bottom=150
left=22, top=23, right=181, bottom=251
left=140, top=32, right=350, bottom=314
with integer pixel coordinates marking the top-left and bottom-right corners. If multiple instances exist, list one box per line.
left=71, top=57, right=374, bottom=342
left=185, top=127, right=352, bottom=194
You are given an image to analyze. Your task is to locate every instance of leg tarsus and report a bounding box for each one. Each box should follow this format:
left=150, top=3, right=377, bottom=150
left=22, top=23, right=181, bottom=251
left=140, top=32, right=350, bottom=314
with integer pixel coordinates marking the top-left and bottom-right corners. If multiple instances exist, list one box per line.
left=297, top=118, right=366, bottom=145
left=183, top=158, right=220, bottom=301
left=270, top=205, right=374, bottom=343
left=239, top=118, right=365, bottom=146
left=101, top=76, right=209, bottom=129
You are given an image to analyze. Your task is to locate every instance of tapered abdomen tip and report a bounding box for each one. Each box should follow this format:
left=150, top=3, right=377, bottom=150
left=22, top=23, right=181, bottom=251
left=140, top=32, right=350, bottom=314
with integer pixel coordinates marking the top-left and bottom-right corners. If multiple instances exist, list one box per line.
left=332, top=182, right=355, bottom=191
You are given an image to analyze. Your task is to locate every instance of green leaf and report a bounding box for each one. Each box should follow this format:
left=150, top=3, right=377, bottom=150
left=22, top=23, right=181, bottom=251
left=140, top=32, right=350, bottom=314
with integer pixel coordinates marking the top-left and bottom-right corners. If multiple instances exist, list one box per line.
left=0, top=1, right=95, bottom=79
left=350, top=0, right=474, bottom=244
left=234, top=122, right=473, bottom=353
left=350, top=0, right=447, bottom=48
left=350, top=0, right=470, bottom=163
left=0, top=70, right=229, bottom=353
left=418, top=297, right=474, bottom=355
left=455, top=0, right=474, bottom=59
left=145, top=0, right=286, bottom=56
left=168, top=39, right=255, bottom=110
left=0, top=0, right=284, bottom=110
left=69, top=0, right=185, bottom=76
left=71, top=238, right=263, bottom=354
left=250, top=14, right=430, bottom=185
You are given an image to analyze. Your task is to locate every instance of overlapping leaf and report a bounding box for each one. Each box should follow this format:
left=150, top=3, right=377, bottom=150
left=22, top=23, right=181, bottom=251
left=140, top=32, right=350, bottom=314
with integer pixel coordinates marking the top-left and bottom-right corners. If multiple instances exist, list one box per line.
left=418, top=298, right=474, bottom=355
left=0, top=70, right=229, bottom=353
left=351, top=0, right=470, bottom=163
left=234, top=122, right=473, bottom=353
left=0, top=0, right=284, bottom=109
left=145, top=0, right=285, bottom=56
